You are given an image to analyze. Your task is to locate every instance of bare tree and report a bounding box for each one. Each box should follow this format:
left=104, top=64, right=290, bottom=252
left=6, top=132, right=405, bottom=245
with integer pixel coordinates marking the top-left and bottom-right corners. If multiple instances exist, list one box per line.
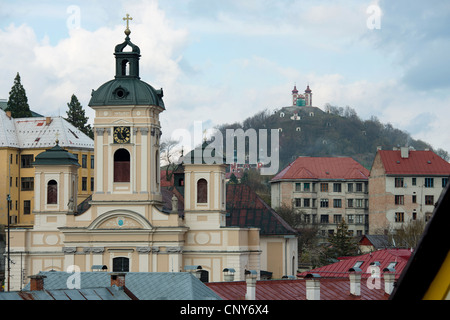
left=160, top=138, right=183, bottom=183
left=388, top=219, right=427, bottom=249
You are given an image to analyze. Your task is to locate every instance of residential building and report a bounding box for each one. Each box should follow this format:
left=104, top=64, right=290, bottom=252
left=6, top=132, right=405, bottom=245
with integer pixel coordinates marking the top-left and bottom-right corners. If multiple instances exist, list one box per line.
left=0, top=109, right=94, bottom=227
left=391, top=182, right=450, bottom=300
left=369, top=147, right=450, bottom=234
left=271, top=157, right=370, bottom=240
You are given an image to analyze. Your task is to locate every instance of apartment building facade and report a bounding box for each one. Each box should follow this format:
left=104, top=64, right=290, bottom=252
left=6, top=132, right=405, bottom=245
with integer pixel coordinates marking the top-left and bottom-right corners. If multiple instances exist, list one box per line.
left=369, top=147, right=450, bottom=234
left=271, top=157, right=370, bottom=240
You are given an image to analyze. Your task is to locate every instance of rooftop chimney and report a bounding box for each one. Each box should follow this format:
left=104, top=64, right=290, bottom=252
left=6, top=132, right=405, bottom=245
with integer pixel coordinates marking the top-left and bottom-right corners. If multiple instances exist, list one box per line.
left=348, top=268, right=362, bottom=296
left=223, top=268, right=235, bottom=282
left=400, top=147, right=409, bottom=159
left=46, top=117, right=52, bottom=125
left=6, top=111, right=11, bottom=119
left=29, top=275, right=47, bottom=291
left=184, top=265, right=203, bottom=280
left=305, top=273, right=320, bottom=300
left=245, top=270, right=257, bottom=300
left=110, top=272, right=127, bottom=287
left=383, top=268, right=396, bottom=295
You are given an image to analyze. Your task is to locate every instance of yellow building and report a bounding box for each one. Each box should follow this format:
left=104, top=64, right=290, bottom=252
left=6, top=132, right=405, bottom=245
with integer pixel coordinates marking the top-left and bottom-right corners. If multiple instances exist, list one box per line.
left=0, top=110, right=94, bottom=227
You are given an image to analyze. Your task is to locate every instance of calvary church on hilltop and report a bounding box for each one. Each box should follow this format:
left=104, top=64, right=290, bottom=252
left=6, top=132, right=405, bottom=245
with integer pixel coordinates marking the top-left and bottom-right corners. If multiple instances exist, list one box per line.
left=4, top=17, right=297, bottom=291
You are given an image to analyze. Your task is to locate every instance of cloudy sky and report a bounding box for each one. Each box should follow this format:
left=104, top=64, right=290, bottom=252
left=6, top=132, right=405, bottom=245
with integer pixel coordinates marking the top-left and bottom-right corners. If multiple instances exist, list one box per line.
left=1, top=0, right=449, bottom=154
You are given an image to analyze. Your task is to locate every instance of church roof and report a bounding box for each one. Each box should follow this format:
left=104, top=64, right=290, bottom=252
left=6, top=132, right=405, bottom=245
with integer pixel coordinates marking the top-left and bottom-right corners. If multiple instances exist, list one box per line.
left=0, top=109, right=94, bottom=150
left=89, top=77, right=165, bottom=108
left=33, top=143, right=80, bottom=166
left=226, top=184, right=298, bottom=235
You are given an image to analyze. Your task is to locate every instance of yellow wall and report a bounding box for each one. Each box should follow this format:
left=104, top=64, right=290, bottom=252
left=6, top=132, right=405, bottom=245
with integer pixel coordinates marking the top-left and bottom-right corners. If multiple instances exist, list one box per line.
left=423, top=251, right=450, bottom=300
left=0, top=147, right=94, bottom=226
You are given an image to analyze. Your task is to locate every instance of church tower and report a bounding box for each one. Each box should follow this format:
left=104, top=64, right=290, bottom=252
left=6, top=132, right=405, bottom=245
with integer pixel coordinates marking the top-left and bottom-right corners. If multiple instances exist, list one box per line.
left=291, top=85, right=299, bottom=106
left=304, top=85, right=312, bottom=106
left=88, top=16, right=165, bottom=204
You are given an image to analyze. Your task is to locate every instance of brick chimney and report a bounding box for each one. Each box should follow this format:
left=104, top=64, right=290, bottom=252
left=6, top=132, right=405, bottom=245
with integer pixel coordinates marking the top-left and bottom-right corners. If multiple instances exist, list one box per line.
left=110, top=272, right=127, bottom=287
left=6, top=111, right=11, bottom=119
left=46, top=117, right=52, bottom=125
left=29, top=275, right=47, bottom=291
left=305, top=273, right=320, bottom=300
left=348, top=268, right=362, bottom=296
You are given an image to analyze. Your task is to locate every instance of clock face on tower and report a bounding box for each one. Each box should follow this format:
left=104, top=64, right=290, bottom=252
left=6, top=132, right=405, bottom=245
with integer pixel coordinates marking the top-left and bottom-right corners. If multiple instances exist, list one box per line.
left=113, top=126, right=131, bottom=144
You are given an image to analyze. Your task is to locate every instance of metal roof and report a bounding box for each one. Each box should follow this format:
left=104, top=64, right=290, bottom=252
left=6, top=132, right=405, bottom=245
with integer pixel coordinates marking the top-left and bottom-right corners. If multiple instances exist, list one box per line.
left=21, top=272, right=221, bottom=300
left=297, top=249, right=412, bottom=280
left=0, top=287, right=132, bottom=300
left=206, top=278, right=390, bottom=300
left=33, top=143, right=80, bottom=166
left=0, top=109, right=94, bottom=150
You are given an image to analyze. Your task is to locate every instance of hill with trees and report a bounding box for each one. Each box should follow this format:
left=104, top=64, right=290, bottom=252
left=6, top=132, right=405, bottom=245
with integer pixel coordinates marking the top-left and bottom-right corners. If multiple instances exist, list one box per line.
left=216, top=104, right=449, bottom=171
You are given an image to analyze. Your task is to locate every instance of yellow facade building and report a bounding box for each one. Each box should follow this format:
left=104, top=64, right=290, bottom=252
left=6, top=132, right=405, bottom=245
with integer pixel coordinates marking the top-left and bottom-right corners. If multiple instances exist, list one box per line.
left=0, top=111, right=94, bottom=227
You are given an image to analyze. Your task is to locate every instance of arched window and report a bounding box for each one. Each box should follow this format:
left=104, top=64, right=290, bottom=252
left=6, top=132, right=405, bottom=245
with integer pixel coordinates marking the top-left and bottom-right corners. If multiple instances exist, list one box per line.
left=121, top=59, right=130, bottom=76
left=47, top=180, right=57, bottom=204
left=197, top=179, right=208, bottom=203
left=114, top=149, right=130, bottom=182
left=113, top=257, right=129, bottom=272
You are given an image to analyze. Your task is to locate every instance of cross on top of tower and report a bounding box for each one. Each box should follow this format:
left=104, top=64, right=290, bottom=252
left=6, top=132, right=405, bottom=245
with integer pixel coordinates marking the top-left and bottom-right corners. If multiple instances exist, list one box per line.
left=123, top=14, right=133, bottom=36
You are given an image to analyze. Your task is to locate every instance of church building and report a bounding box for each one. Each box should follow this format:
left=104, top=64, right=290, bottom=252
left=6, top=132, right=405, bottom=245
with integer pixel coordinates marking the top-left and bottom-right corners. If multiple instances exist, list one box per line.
left=4, top=18, right=297, bottom=291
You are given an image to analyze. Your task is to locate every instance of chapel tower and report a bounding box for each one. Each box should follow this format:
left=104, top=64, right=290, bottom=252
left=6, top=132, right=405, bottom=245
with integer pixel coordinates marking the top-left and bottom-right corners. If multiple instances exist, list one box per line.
left=88, top=17, right=165, bottom=204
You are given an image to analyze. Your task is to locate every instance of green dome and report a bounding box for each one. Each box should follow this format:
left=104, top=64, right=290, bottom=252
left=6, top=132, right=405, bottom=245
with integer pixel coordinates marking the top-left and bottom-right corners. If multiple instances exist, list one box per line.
left=33, top=143, right=80, bottom=166
left=89, top=77, right=165, bottom=108
left=88, top=34, right=165, bottom=109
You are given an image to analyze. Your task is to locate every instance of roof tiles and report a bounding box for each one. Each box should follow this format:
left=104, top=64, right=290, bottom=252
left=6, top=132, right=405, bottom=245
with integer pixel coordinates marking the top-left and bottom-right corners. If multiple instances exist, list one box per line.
left=272, top=157, right=369, bottom=181
left=378, top=150, right=450, bottom=175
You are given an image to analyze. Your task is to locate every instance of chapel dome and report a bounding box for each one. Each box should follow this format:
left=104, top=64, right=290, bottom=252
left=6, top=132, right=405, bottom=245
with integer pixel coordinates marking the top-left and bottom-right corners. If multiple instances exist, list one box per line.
left=33, top=143, right=80, bottom=166
left=89, top=78, right=165, bottom=108
left=88, top=28, right=165, bottom=109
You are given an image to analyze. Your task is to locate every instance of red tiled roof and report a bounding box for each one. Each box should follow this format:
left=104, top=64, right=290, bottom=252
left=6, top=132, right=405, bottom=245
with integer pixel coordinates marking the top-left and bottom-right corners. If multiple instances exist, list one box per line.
left=378, top=150, right=450, bottom=175
left=226, top=184, right=297, bottom=235
left=272, top=157, right=369, bottom=181
left=298, top=249, right=412, bottom=280
left=206, top=278, right=389, bottom=300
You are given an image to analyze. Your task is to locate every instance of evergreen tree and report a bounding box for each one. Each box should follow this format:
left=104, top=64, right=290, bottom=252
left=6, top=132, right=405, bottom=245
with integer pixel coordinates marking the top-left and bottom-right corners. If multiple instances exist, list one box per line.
left=66, top=94, right=93, bottom=139
left=6, top=72, right=32, bottom=118
left=321, top=219, right=358, bottom=264
left=228, top=173, right=239, bottom=184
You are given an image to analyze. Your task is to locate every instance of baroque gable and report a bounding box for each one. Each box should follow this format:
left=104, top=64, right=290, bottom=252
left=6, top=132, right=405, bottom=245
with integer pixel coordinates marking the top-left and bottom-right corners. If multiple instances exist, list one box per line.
left=88, top=210, right=153, bottom=230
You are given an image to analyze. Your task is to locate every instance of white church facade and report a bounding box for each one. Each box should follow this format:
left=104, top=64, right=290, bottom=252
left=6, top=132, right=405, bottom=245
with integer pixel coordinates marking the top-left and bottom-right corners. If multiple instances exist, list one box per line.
left=5, top=19, right=297, bottom=291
